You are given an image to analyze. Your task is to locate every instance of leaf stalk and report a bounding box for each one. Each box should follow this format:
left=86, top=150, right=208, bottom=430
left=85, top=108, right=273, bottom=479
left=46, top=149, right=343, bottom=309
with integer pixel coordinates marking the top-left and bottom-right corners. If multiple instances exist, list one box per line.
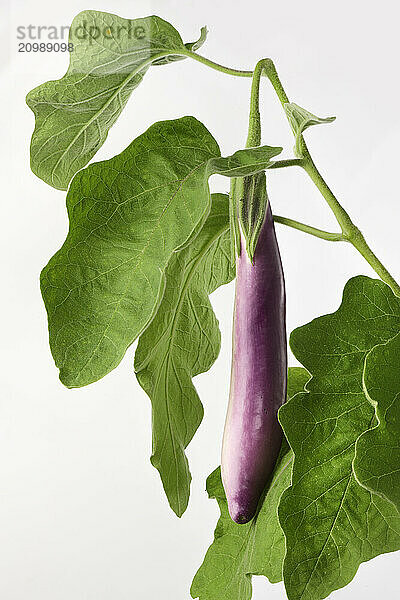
left=273, top=215, right=345, bottom=242
left=182, top=49, right=253, bottom=78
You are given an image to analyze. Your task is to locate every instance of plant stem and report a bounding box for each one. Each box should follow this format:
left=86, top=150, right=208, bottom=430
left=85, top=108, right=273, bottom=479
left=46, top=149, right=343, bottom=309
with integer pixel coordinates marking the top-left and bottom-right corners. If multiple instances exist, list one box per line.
left=246, top=60, right=265, bottom=147
left=269, top=158, right=305, bottom=169
left=350, top=233, right=400, bottom=296
left=262, top=60, right=400, bottom=296
left=273, top=215, right=345, bottom=242
left=183, top=50, right=400, bottom=295
left=182, top=49, right=253, bottom=78
left=302, top=159, right=356, bottom=237
left=262, top=59, right=289, bottom=105
left=232, top=60, right=268, bottom=259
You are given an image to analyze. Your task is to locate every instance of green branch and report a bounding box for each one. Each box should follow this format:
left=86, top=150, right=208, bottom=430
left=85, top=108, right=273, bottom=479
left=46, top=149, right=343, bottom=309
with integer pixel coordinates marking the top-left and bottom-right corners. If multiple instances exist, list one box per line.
left=182, top=49, right=400, bottom=296
left=246, top=59, right=265, bottom=147
left=262, top=60, right=400, bottom=296
left=182, top=49, right=253, bottom=78
left=273, top=215, right=345, bottom=242
left=269, top=158, right=305, bottom=169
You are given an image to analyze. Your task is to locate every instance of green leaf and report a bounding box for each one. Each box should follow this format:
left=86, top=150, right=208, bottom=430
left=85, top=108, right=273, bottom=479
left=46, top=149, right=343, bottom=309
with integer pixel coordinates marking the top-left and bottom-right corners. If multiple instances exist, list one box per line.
left=279, top=276, right=400, bottom=600
left=26, top=10, right=204, bottom=190
left=134, top=193, right=234, bottom=516
left=354, top=330, right=400, bottom=510
left=191, top=367, right=310, bottom=600
left=284, top=102, right=335, bottom=157
left=41, top=116, right=281, bottom=389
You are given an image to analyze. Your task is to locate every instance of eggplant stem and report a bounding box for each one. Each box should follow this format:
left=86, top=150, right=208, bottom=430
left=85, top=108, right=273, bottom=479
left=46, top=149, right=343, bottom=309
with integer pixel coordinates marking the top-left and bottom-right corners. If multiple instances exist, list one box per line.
left=246, top=60, right=267, bottom=148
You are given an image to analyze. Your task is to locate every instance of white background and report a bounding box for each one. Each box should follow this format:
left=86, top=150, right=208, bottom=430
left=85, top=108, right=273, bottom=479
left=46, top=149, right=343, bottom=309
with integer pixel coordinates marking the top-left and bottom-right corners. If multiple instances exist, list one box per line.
left=1, top=0, right=399, bottom=598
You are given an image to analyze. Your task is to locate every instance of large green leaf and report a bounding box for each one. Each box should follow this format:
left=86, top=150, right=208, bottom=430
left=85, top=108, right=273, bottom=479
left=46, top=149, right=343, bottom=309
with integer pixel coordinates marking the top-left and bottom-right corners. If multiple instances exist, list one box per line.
left=41, top=116, right=281, bottom=388
left=354, top=330, right=400, bottom=510
left=279, top=276, right=400, bottom=600
left=191, top=367, right=310, bottom=600
left=134, top=193, right=234, bottom=516
left=26, top=10, right=205, bottom=190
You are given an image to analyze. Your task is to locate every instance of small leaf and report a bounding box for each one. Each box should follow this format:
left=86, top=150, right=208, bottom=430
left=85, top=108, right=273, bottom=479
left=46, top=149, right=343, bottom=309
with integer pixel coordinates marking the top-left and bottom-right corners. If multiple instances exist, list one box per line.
left=190, top=368, right=310, bottom=600
left=354, top=330, right=400, bottom=510
left=41, top=116, right=280, bottom=388
left=284, top=102, right=335, bottom=157
left=209, top=145, right=282, bottom=177
left=26, top=10, right=203, bottom=190
left=134, top=194, right=234, bottom=517
left=279, top=276, right=400, bottom=600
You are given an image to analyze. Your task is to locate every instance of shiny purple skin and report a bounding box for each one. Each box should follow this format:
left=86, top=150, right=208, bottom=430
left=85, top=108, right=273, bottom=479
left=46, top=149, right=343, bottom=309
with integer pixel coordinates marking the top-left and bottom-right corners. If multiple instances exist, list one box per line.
left=221, top=202, right=287, bottom=524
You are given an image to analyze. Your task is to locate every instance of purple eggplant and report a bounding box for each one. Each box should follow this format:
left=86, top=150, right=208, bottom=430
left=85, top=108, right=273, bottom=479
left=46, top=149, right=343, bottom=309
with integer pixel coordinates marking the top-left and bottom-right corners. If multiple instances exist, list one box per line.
left=221, top=200, right=287, bottom=524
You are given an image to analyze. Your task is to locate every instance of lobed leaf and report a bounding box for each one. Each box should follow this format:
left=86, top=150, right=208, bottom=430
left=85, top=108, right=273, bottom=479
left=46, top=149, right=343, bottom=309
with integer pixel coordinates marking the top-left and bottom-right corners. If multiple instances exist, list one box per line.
left=26, top=10, right=204, bottom=190
left=354, top=330, right=400, bottom=510
left=41, top=116, right=281, bottom=388
left=191, top=367, right=310, bottom=600
left=279, top=276, right=400, bottom=600
left=134, top=193, right=235, bottom=516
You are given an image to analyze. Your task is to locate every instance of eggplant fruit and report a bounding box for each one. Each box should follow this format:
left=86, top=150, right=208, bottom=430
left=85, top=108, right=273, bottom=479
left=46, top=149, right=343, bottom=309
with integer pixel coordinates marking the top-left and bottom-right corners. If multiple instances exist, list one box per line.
left=221, top=199, right=287, bottom=524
